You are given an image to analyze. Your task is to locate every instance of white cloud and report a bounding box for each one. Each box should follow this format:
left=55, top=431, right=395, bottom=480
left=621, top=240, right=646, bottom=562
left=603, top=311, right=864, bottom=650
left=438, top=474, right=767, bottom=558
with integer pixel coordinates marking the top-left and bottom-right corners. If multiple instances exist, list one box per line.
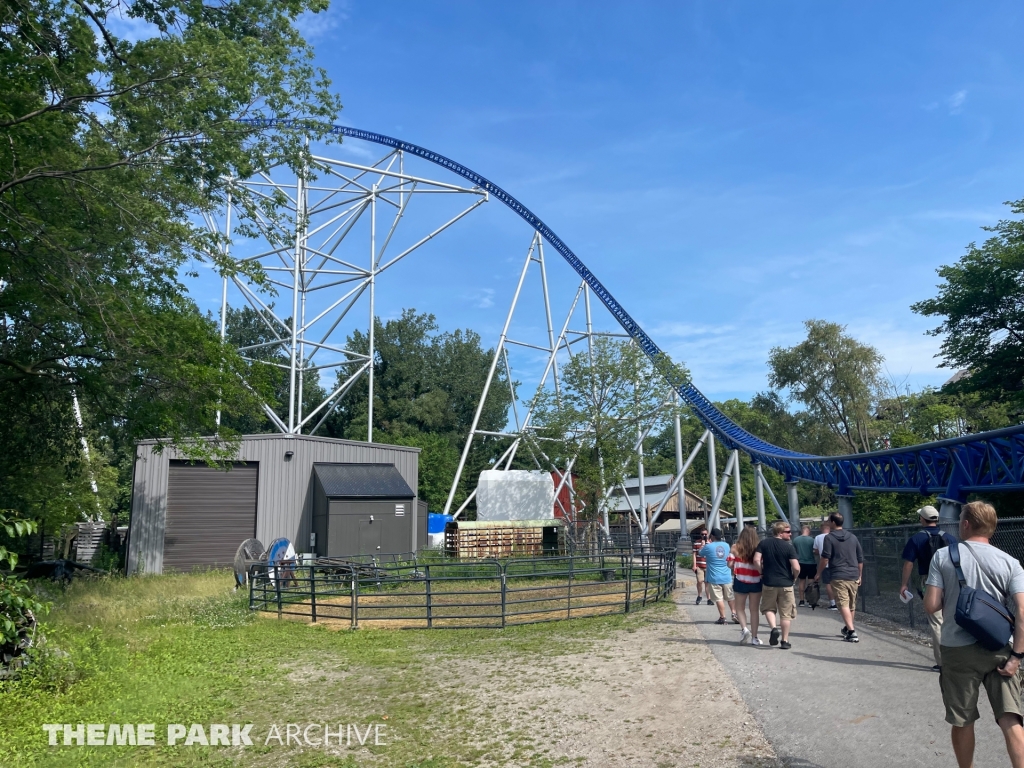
left=471, top=288, right=495, bottom=309
left=295, top=1, right=351, bottom=42
left=105, top=12, right=160, bottom=43
left=947, top=89, right=967, bottom=115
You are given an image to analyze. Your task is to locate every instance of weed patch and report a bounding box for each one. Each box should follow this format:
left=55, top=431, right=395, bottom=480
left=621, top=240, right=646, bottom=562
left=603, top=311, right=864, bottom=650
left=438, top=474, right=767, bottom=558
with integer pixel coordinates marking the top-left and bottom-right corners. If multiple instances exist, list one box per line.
left=0, top=571, right=673, bottom=767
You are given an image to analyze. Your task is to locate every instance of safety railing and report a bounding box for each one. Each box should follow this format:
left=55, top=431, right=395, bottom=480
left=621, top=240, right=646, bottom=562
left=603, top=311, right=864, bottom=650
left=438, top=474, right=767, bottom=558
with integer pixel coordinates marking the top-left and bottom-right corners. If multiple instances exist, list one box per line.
left=249, top=548, right=676, bottom=629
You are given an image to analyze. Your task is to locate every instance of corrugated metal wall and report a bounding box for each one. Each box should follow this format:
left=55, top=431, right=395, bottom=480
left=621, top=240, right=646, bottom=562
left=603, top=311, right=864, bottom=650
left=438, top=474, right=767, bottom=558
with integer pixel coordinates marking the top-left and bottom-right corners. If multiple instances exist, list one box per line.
left=127, top=435, right=419, bottom=574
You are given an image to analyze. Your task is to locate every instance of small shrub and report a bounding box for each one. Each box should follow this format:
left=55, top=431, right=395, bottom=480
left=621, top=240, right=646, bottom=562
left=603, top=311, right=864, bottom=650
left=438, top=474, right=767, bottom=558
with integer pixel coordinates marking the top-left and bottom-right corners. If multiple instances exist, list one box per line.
left=91, top=542, right=124, bottom=573
left=1, top=513, right=49, bottom=669
left=13, top=635, right=79, bottom=693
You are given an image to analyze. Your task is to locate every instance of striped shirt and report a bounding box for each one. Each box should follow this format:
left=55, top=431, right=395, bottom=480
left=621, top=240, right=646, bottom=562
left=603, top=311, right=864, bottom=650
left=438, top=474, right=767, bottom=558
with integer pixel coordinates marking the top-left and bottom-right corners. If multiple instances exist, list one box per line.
left=692, top=540, right=707, bottom=569
left=728, top=554, right=761, bottom=585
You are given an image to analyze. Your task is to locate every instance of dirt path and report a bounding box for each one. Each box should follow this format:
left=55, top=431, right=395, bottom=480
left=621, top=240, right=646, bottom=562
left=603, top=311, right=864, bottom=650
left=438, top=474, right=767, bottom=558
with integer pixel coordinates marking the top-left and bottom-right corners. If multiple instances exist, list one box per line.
left=444, top=588, right=779, bottom=767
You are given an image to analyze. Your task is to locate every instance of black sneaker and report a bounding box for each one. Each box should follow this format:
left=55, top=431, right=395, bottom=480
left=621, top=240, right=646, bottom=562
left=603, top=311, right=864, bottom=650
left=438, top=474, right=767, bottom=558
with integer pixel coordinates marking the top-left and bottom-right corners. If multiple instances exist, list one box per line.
left=695, top=595, right=703, bottom=605
left=706, top=599, right=714, bottom=605
left=780, top=640, right=792, bottom=650
left=841, top=626, right=851, bottom=637
left=828, top=603, right=838, bottom=611
left=770, top=627, right=780, bottom=646
left=932, top=665, right=941, bottom=672
left=844, top=631, right=859, bottom=643
left=798, top=600, right=807, bottom=607
left=715, top=617, right=727, bottom=625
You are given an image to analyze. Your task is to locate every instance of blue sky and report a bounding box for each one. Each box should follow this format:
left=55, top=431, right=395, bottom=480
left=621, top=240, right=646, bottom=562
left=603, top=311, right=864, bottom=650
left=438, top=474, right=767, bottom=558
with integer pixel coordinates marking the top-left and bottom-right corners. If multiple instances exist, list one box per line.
left=195, top=2, right=1024, bottom=404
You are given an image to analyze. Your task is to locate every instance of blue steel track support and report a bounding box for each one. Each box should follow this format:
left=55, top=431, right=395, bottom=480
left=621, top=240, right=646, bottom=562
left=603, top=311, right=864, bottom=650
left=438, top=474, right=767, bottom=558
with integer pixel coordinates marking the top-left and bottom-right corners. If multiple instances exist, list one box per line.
left=241, top=120, right=1024, bottom=496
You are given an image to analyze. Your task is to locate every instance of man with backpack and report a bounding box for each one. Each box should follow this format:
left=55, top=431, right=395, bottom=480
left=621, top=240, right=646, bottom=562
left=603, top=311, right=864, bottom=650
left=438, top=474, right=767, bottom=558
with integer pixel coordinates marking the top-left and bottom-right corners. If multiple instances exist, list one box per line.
left=900, top=504, right=957, bottom=671
left=924, top=501, right=1024, bottom=768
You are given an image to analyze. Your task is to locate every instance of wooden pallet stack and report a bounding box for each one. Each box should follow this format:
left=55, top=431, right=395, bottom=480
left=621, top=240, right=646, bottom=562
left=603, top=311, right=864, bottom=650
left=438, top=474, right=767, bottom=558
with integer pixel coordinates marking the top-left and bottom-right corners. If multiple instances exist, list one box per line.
left=444, top=519, right=563, bottom=559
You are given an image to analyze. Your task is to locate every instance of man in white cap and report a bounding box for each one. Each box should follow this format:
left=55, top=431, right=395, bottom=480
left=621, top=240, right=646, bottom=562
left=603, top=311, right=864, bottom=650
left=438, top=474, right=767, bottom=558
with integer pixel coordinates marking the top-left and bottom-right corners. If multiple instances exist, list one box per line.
left=900, top=504, right=957, bottom=671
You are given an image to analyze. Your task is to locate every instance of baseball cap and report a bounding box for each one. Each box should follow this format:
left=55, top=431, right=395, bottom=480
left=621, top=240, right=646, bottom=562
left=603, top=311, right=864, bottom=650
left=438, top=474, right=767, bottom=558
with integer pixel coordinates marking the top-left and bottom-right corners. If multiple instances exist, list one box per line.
left=710, top=527, right=723, bottom=538
left=917, top=505, right=939, bottom=522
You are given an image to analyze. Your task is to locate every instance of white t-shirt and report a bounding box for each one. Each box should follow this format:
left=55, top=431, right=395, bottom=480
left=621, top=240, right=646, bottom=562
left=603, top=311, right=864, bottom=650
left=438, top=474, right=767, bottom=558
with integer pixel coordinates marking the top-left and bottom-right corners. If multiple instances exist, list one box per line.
left=813, top=533, right=827, bottom=558
left=926, top=541, right=1024, bottom=647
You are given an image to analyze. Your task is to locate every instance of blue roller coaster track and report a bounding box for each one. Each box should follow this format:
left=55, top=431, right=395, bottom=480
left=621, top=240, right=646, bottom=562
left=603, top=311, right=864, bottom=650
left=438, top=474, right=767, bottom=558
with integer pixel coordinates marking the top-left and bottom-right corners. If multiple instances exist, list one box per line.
left=245, top=120, right=1024, bottom=500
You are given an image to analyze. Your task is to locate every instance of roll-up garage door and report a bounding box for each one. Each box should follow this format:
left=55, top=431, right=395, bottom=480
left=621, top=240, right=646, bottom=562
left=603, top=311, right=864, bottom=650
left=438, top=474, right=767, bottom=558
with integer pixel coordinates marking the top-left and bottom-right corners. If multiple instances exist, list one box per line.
left=163, top=461, right=258, bottom=571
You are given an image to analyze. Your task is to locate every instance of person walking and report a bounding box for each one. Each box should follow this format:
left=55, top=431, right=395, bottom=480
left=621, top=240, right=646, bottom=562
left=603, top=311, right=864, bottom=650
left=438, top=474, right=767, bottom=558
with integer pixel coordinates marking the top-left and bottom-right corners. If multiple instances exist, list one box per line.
left=700, top=528, right=738, bottom=625
left=728, top=525, right=763, bottom=646
left=924, top=501, right=1024, bottom=768
left=691, top=527, right=710, bottom=605
left=793, top=525, right=817, bottom=607
left=754, top=521, right=800, bottom=649
left=900, top=504, right=957, bottom=671
left=813, top=521, right=837, bottom=610
left=817, top=512, right=864, bottom=643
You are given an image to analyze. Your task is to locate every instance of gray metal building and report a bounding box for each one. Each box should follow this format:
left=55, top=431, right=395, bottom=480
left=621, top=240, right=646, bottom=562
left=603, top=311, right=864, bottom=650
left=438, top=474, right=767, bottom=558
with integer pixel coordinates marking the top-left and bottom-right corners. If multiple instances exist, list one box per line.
left=126, top=434, right=419, bottom=575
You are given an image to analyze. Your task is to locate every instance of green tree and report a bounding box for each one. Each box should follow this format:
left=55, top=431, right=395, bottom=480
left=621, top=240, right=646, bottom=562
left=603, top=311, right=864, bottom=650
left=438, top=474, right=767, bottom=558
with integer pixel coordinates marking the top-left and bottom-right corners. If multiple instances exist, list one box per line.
left=768, top=320, right=883, bottom=454
left=530, top=338, right=687, bottom=526
left=0, top=0, right=341, bottom=524
left=0, top=512, right=47, bottom=663
left=322, top=310, right=512, bottom=512
left=220, top=305, right=326, bottom=435
left=912, top=198, right=1024, bottom=415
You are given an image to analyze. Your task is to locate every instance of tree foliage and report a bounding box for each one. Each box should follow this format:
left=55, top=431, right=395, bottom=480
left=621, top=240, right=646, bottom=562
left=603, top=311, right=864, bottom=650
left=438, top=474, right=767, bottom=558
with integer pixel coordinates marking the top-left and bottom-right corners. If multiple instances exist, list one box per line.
left=322, top=310, right=511, bottom=512
left=0, top=512, right=47, bottom=657
left=0, top=0, right=341, bottom=524
left=530, top=338, right=687, bottom=522
left=912, top=198, right=1024, bottom=415
left=768, top=319, right=882, bottom=454
left=220, top=305, right=327, bottom=434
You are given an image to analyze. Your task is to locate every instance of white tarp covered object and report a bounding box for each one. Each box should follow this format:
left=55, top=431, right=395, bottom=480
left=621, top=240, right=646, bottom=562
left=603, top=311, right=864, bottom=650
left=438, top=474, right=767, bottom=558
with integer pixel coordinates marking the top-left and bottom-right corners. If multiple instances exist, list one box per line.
left=476, top=470, right=556, bottom=521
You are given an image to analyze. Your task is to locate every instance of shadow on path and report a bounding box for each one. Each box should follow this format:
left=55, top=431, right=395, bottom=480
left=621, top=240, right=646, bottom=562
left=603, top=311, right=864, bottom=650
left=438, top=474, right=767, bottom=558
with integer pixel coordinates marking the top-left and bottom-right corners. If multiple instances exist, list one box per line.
left=792, top=651, right=936, bottom=673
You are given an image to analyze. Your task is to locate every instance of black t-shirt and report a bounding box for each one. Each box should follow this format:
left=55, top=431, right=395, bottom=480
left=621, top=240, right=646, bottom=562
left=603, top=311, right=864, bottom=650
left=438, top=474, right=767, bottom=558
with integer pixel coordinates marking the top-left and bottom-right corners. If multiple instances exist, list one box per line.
left=756, top=537, right=799, bottom=587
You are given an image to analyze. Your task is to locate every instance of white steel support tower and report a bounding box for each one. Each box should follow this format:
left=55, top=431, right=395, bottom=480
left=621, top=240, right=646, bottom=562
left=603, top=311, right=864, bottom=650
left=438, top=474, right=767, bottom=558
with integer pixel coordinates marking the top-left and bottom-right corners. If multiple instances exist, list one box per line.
left=442, top=230, right=684, bottom=543
left=206, top=149, right=488, bottom=437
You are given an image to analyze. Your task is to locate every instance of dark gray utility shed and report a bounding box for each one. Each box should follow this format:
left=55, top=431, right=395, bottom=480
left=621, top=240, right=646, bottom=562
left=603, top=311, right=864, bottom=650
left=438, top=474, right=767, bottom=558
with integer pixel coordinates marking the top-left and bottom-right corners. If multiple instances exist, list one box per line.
left=311, top=463, right=425, bottom=557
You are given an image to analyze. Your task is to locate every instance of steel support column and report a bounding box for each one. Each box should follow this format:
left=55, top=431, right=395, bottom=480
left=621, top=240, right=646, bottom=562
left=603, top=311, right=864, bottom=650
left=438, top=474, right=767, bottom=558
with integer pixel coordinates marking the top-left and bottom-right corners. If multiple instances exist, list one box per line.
left=706, top=433, right=717, bottom=527
left=753, top=463, right=767, bottom=532
left=837, top=495, right=854, bottom=530
left=939, top=499, right=962, bottom=523
left=637, top=418, right=648, bottom=543
left=786, top=481, right=800, bottom=529
left=731, top=449, right=744, bottom=528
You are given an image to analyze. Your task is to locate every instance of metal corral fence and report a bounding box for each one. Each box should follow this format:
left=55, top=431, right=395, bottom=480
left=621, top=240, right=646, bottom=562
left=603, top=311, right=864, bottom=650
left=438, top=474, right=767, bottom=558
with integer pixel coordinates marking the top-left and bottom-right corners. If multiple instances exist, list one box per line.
left=849, top=518, right=1024, bottom=632
left=249, top=549, right=676, bottom=629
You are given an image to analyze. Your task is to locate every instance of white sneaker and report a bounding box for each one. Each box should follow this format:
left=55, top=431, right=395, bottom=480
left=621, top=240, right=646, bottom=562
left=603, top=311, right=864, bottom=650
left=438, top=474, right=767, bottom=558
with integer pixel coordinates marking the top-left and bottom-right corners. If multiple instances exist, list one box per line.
left=751, top=637, right=764, bottom=646
left=739, top=628, right=752, bottom=645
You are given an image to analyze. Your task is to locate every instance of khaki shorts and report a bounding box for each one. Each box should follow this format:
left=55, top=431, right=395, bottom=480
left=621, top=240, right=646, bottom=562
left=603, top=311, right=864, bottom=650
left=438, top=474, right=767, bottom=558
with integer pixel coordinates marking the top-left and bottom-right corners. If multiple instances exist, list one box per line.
left=940, top=643, right=1024, bottom=727
left=761, top=585, right=796, bottom=620
left=708, top=582, right=734, bottom=602
left=694, top=566, right=706, bottom=586
left=832, top=579, right=859, bottom=608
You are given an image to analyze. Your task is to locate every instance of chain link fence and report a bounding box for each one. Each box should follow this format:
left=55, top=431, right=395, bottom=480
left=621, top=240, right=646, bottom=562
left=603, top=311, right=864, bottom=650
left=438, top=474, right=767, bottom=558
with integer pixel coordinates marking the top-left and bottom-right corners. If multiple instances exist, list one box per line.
left=849, top=518, right=1024, bottom=632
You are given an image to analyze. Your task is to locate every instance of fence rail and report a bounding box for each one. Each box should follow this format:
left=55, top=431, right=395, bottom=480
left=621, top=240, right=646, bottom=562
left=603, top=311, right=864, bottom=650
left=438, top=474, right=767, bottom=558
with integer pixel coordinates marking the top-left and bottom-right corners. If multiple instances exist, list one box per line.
left=249, top=548, right=676, bottom=629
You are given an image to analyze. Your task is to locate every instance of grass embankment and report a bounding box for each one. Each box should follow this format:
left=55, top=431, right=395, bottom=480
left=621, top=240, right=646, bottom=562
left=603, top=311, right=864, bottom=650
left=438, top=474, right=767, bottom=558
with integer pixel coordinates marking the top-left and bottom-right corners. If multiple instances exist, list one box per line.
left=0, top=571, right=671, bottom=768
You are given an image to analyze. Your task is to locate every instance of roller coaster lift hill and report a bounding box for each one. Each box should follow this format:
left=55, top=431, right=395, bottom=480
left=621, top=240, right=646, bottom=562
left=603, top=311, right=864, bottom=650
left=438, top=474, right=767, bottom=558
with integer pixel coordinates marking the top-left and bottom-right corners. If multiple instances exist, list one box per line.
left=237, top=120, right=1024, bottom=510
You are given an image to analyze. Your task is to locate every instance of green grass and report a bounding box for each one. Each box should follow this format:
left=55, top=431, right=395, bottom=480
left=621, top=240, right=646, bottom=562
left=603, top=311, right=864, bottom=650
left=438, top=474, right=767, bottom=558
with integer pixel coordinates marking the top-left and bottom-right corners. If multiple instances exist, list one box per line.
left=0, top=571, right=671, bottom=767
